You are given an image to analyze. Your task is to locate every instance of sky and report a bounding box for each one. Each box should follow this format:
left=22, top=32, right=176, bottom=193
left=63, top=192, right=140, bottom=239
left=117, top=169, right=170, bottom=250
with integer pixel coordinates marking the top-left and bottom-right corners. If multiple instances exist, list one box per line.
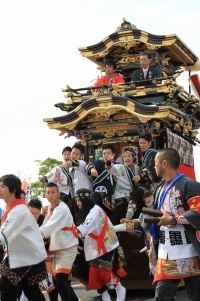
left=0, top=0, right=200, bottom=183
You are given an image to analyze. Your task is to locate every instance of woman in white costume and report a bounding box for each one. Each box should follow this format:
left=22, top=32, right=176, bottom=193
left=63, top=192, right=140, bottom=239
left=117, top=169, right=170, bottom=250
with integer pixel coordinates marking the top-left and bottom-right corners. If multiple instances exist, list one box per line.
left=75, top=188, right=126, bottom=301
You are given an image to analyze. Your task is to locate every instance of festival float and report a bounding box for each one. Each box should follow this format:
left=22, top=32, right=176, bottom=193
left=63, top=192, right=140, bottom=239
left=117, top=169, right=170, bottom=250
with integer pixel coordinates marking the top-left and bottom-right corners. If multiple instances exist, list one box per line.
left=43, top=19, right=200, bottom=289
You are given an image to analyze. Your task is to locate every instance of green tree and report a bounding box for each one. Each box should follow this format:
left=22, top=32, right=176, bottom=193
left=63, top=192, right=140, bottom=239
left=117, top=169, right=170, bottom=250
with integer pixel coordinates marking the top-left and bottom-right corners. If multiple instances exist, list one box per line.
left=30, top=157, right=62, bottom=198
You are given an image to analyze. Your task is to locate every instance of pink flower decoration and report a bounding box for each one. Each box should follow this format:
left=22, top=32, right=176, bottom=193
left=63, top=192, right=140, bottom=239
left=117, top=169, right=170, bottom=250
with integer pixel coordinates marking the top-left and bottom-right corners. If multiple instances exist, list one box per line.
left=175, top=190, right=180, bottom=197
left=178, top=207, right=185, bottom=215
left=177, top=199, right=183, bottom=206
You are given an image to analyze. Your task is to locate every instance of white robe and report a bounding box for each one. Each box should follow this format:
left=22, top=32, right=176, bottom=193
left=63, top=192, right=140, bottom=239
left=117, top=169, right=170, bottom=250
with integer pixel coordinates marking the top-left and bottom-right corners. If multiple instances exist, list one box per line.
left=45, top=165, right=73, bottom=196
left=0, top=204, right=47, bottom=269
left=77, top=205, right=119, bottom=261
left=40, top=201, right=79, bottom=251
left=107, top=163, right=140, bottom=199
left=70, top=159, right=92, bottom=193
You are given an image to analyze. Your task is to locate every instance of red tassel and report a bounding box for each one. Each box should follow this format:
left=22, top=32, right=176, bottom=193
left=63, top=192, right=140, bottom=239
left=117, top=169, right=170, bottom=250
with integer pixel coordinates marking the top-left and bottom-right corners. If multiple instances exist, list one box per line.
left=116, top=262, right=127, bottom=278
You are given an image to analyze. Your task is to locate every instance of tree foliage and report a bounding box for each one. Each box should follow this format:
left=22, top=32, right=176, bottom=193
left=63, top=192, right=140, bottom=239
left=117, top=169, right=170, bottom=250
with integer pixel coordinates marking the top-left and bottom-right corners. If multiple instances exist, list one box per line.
left=30, top=157, right=62, bottom=198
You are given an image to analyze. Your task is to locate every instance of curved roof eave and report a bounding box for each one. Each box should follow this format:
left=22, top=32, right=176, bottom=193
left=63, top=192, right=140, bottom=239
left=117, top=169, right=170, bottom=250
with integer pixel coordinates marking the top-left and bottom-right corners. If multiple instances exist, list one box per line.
left=78, top=28, right=198, bottom=67
left=43, top=96, right=184, bottom=135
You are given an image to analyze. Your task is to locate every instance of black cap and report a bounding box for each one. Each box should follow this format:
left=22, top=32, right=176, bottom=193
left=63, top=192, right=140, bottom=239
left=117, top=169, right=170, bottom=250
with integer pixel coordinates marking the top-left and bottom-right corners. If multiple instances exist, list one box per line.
left=75, top=188, right=91, bottom=200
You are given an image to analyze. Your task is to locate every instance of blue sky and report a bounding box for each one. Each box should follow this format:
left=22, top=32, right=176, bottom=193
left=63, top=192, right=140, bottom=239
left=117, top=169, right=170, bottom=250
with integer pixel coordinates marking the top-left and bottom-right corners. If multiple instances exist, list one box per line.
left=0, top=0, right=200, bottom=182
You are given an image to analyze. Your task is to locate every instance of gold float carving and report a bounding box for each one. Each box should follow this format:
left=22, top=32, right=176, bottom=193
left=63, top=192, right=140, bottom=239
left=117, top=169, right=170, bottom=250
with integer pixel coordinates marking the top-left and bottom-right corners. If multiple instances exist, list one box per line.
left=83, top=108, right=118, bottom=122
left=90, top=135, right=137, bottom=145
left=114, top=111, right=133, bottom=120
left=126, top=102, right=135, bottom=111
left=93, top=124, right=132, bottom=132
left=190, top=130, right=199, bottom=138
left=84, top=111, right=111, bottom=123
left=168, top=113, right=181, bottom=121
left=116, top=18, right=137, bottom=31
left=104, top=131, right=116, bottom=138
left=174, top=41, right=195, bottom=64
left=146, top=45, right=159, bottom=51
left=137, top=117, right=152, bottom=123
left=96, top=96, right=112, bottom=102
left=118, top=55, right=137, bottom=63
left=91, top=124, right=133, bottom=138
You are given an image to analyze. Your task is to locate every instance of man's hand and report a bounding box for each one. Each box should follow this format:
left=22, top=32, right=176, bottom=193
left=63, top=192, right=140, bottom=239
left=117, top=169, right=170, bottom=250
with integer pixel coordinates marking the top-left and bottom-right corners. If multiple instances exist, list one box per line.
left=63, top=161, right=72, bottom=170
left=91, top=168, right=98, bottom=177
left=152, top=79, right=158, bottom=85
left=40, top=176, right=47, bottom=183
left=104, top=154, right=114, bottom=169
left=129, top=82, right=135, bottom=88
left=104, top=154, right=115, bottom=163
left=133, top=175, right=141, bottom=182
left=157, top=211, right=173, bottom=226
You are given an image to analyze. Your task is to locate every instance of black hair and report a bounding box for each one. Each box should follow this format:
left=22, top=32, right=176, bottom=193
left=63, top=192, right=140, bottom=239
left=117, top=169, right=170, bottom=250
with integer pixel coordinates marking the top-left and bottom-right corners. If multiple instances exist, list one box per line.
left=157, top=148, right=180, bottom=169
left=62, top=146, right=72, bottom=154
left=75, top=188, right=95, bottom=220
left=104, top=59, right=117, bottom=70
left=102, top=144, right=115, bottom=153
left=91, top=192, right=113, bottom=218
left=143, top=190, right=153, bottom=200
left=28, top=198, right=43, bottom=211
left=0, top=174, right=21, bottom=199
left=140, top=52, right=151, bottom=59
left=46, top=182, right=59, bottom=189
left=72, top=142, right=85, bottom=154
left=91, top=191, right=102, bottom=206
left=139, top=133, right=152, bottom=142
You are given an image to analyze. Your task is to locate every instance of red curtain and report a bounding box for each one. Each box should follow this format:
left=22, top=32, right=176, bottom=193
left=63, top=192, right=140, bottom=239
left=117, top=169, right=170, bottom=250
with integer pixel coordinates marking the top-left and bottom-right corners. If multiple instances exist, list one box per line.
left=189, top=74, right=200, bottom=99
left=179, top=163, right=196, bottom=180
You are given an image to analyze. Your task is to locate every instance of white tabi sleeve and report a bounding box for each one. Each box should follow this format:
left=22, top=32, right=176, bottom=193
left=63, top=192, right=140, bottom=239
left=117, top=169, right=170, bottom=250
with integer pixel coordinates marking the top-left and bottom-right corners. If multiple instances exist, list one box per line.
left=45, top=166, right=60, bottom=183
left=40, top=205, right=71, bottom=238
left=77, top=209, right=98, bottom=237
left=0, top=206, right=33, bottom=244
left=106, top=163, right=122, bottom=177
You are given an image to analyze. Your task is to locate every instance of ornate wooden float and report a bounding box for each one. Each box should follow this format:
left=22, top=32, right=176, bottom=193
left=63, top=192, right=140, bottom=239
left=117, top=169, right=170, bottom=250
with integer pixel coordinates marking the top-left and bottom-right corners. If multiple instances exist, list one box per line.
left=43, top=19, right=200, bottom=289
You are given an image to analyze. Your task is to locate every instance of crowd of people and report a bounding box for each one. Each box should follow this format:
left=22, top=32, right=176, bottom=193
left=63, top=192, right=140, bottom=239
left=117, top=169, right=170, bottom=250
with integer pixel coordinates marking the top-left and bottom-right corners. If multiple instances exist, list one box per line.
left=0, top=140, right=200, bottom=301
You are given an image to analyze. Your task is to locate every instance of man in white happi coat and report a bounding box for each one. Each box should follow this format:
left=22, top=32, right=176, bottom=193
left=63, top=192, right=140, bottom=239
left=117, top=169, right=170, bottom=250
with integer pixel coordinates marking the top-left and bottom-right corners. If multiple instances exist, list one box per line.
left=0, top=174, right=47, bottom=301
left=150, top=148, right=200, bottom=301
left=39, top=182, right=81, bottom=301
